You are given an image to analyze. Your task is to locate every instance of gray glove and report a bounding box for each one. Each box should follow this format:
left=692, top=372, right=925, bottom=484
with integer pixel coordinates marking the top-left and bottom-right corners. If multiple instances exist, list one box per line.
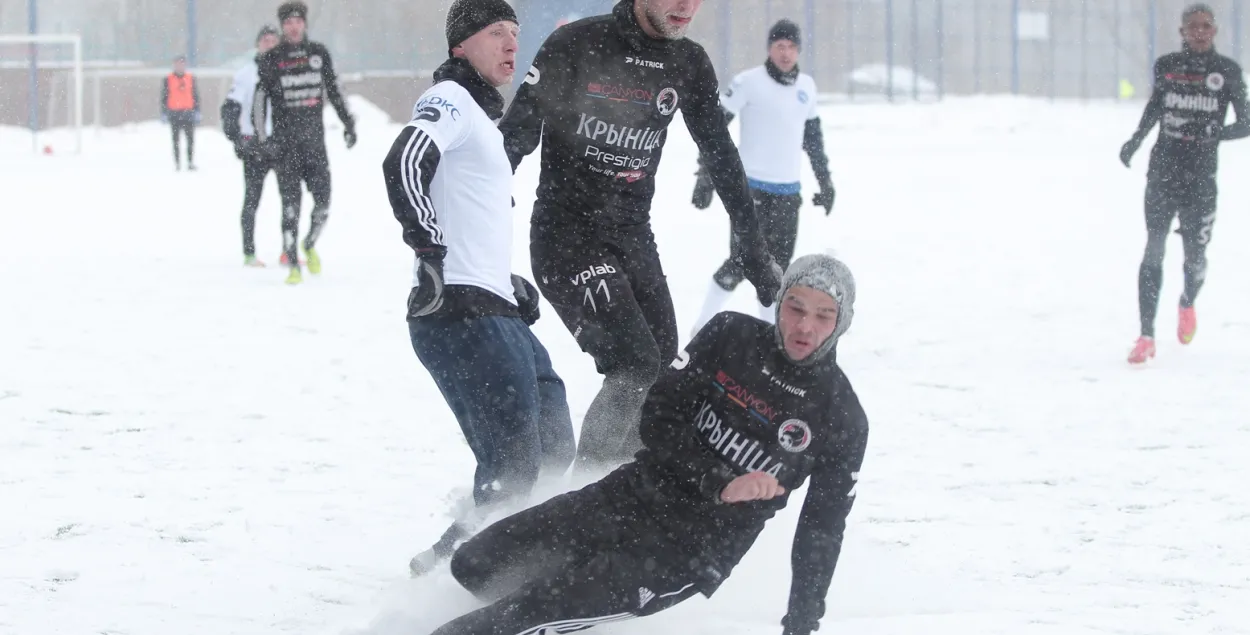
left=512, top=274, right=540, bottom=325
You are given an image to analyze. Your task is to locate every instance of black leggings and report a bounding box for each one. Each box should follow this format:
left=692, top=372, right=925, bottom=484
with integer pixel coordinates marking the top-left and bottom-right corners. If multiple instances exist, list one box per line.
left=437, top=471, right=700, bottom=635
left=275, top=141, right=332, bottom=267
left=241, top=154, right=275, bottom=257
left=530, top=218, right=677, bottom=469
left=169, top=112, right=195, bottom=167
left=1138, top=180, right=1217, bottom=337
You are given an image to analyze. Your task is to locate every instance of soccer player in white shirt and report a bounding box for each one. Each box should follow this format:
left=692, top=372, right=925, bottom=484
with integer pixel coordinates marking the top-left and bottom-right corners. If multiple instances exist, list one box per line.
left=690, top=19, right=836, bottom=334
left=381, top=0, right=575, bottom=577
left=221, top=25, right=278, bottom=267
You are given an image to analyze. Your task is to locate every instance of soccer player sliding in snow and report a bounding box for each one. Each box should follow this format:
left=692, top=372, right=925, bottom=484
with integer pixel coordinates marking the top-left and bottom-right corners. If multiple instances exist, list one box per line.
left=427, top=253, right=869, bottom=635
left=1120, top=2, right=1250, bottom=364
left=500, top=0, right=783, bottom=473
left=690, top=19, right=836, bottom=334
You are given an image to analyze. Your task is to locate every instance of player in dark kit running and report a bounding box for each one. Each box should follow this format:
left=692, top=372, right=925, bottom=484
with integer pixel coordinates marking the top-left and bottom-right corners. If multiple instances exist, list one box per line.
left=501, top=0, right=783, bottom=471
left=430, top=252, right=868, bottom=635
left=253, top=1, right=357, bottom=285
left=1120, top=3, right=1250, bottom=364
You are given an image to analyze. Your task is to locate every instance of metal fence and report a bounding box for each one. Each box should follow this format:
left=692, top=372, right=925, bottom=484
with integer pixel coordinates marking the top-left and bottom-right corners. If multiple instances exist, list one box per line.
left=693, top=0, right=1250, bottom=101
left=3, top=0, right=1250, bottom=101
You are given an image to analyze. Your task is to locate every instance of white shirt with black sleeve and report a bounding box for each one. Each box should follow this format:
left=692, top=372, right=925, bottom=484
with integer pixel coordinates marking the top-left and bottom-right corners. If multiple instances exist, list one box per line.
left=720, top=66, right=822, bottom=194
left=382, top=79, right=517, bottom=308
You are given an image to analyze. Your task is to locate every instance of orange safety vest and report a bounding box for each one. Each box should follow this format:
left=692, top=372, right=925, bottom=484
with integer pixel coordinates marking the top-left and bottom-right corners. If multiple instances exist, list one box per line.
left=165, top=73, right=196, bottom=111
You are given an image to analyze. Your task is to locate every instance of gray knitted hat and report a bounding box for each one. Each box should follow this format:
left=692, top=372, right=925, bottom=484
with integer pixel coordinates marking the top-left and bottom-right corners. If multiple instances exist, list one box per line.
left=774, top=252, right=856, bottom=365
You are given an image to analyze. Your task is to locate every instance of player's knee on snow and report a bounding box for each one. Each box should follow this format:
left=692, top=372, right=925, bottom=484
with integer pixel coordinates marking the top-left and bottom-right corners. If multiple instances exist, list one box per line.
left=449, top=541, right=498, bottom=598
left=451, top=538, right=560, bottom=602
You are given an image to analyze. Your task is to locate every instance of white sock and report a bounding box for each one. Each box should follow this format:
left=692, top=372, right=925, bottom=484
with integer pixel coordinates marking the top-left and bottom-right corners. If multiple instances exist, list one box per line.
left=691, top=279, right=734, bottom=337
left=758, top=301, right=775, bottom=324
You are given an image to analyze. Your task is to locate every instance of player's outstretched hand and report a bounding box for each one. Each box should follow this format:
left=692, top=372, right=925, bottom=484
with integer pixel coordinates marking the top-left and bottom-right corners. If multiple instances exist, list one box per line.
left=407, top=256, right=445, bottom=318
left=511, top=274, right=541, bottom=326
left=691, top=168, right=715, bottom=209
left=812, top=184, right=835, bottom=215
left=735, top=230, right=781, bottom=306
left=739, top=247, right=781, bottom=308
left=1119, top=138, right=1140, bottom=167
left=344, top=126, right=358, bottom=149
left=234, top=135, right=255, bottom=160
left=721, top=471, right=786, bottom=504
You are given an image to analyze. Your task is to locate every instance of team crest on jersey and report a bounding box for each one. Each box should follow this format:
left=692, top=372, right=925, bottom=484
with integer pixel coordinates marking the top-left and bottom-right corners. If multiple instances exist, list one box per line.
left=778, top=419, right=812, bottom=453
left=657, top=87, right=679, bottom=116
left=1206, top=72, right=1225, bottom=91
left=798, top=90, right=809, bottom=104
left=309, top=55, right=323, bottom=70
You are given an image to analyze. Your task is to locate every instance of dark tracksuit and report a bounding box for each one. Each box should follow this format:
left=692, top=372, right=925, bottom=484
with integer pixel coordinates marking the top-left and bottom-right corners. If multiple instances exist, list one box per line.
left=1126, top=46, right=1250, bottom=337
left=161, top=72, right=200, bottom=169
left=500, top=0, right=776, bottom=469
left=438, top=312, right=869, bottom=635
left=253, top=38, right=355, bottom=269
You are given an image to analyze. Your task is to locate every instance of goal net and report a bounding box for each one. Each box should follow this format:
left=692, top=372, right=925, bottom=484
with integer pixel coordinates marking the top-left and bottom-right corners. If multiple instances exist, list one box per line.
left=0, top=34, right=83, bottom=154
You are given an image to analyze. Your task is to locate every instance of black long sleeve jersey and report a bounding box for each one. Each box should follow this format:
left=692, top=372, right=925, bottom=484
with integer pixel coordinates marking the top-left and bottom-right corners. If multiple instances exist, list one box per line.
left=252, top=39, right=353, bottom=148
left=620, top=311, right=868, bottom=634
left=500, top=0, right=760, bottom=237
left=1130, top=47, right=1250, bottom=187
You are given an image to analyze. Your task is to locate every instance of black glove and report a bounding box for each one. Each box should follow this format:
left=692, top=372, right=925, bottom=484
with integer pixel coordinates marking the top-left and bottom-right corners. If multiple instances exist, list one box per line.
left=253, top=138, right=281, bottom=162
left=344, top=125, right=357, bottom=149
left=234, top=135, right=255, bottom=160
left=1119, top=136, right=1142, bottom=167
left=407, top=250, right=446, bottom=318
left=735, top=234, right=782, bottom=307
left=511, top=274, right=541, bottom=325
left=691, top=167, right=715, bottom=209
left=813, top=180, right=835, bottom=215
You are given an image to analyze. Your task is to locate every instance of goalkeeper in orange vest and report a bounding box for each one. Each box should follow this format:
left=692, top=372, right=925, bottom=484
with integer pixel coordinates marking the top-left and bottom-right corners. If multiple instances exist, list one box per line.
left=161, top=55, right=201, bottom=171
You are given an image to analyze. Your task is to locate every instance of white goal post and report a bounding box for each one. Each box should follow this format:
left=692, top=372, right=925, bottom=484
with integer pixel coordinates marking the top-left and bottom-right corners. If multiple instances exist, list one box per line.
left=0, top=33, right=83, bottom=153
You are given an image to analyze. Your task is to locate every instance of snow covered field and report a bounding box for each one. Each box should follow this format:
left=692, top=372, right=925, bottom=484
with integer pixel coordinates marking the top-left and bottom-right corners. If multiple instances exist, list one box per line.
left=3, top=96, right=1249, bottom=635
